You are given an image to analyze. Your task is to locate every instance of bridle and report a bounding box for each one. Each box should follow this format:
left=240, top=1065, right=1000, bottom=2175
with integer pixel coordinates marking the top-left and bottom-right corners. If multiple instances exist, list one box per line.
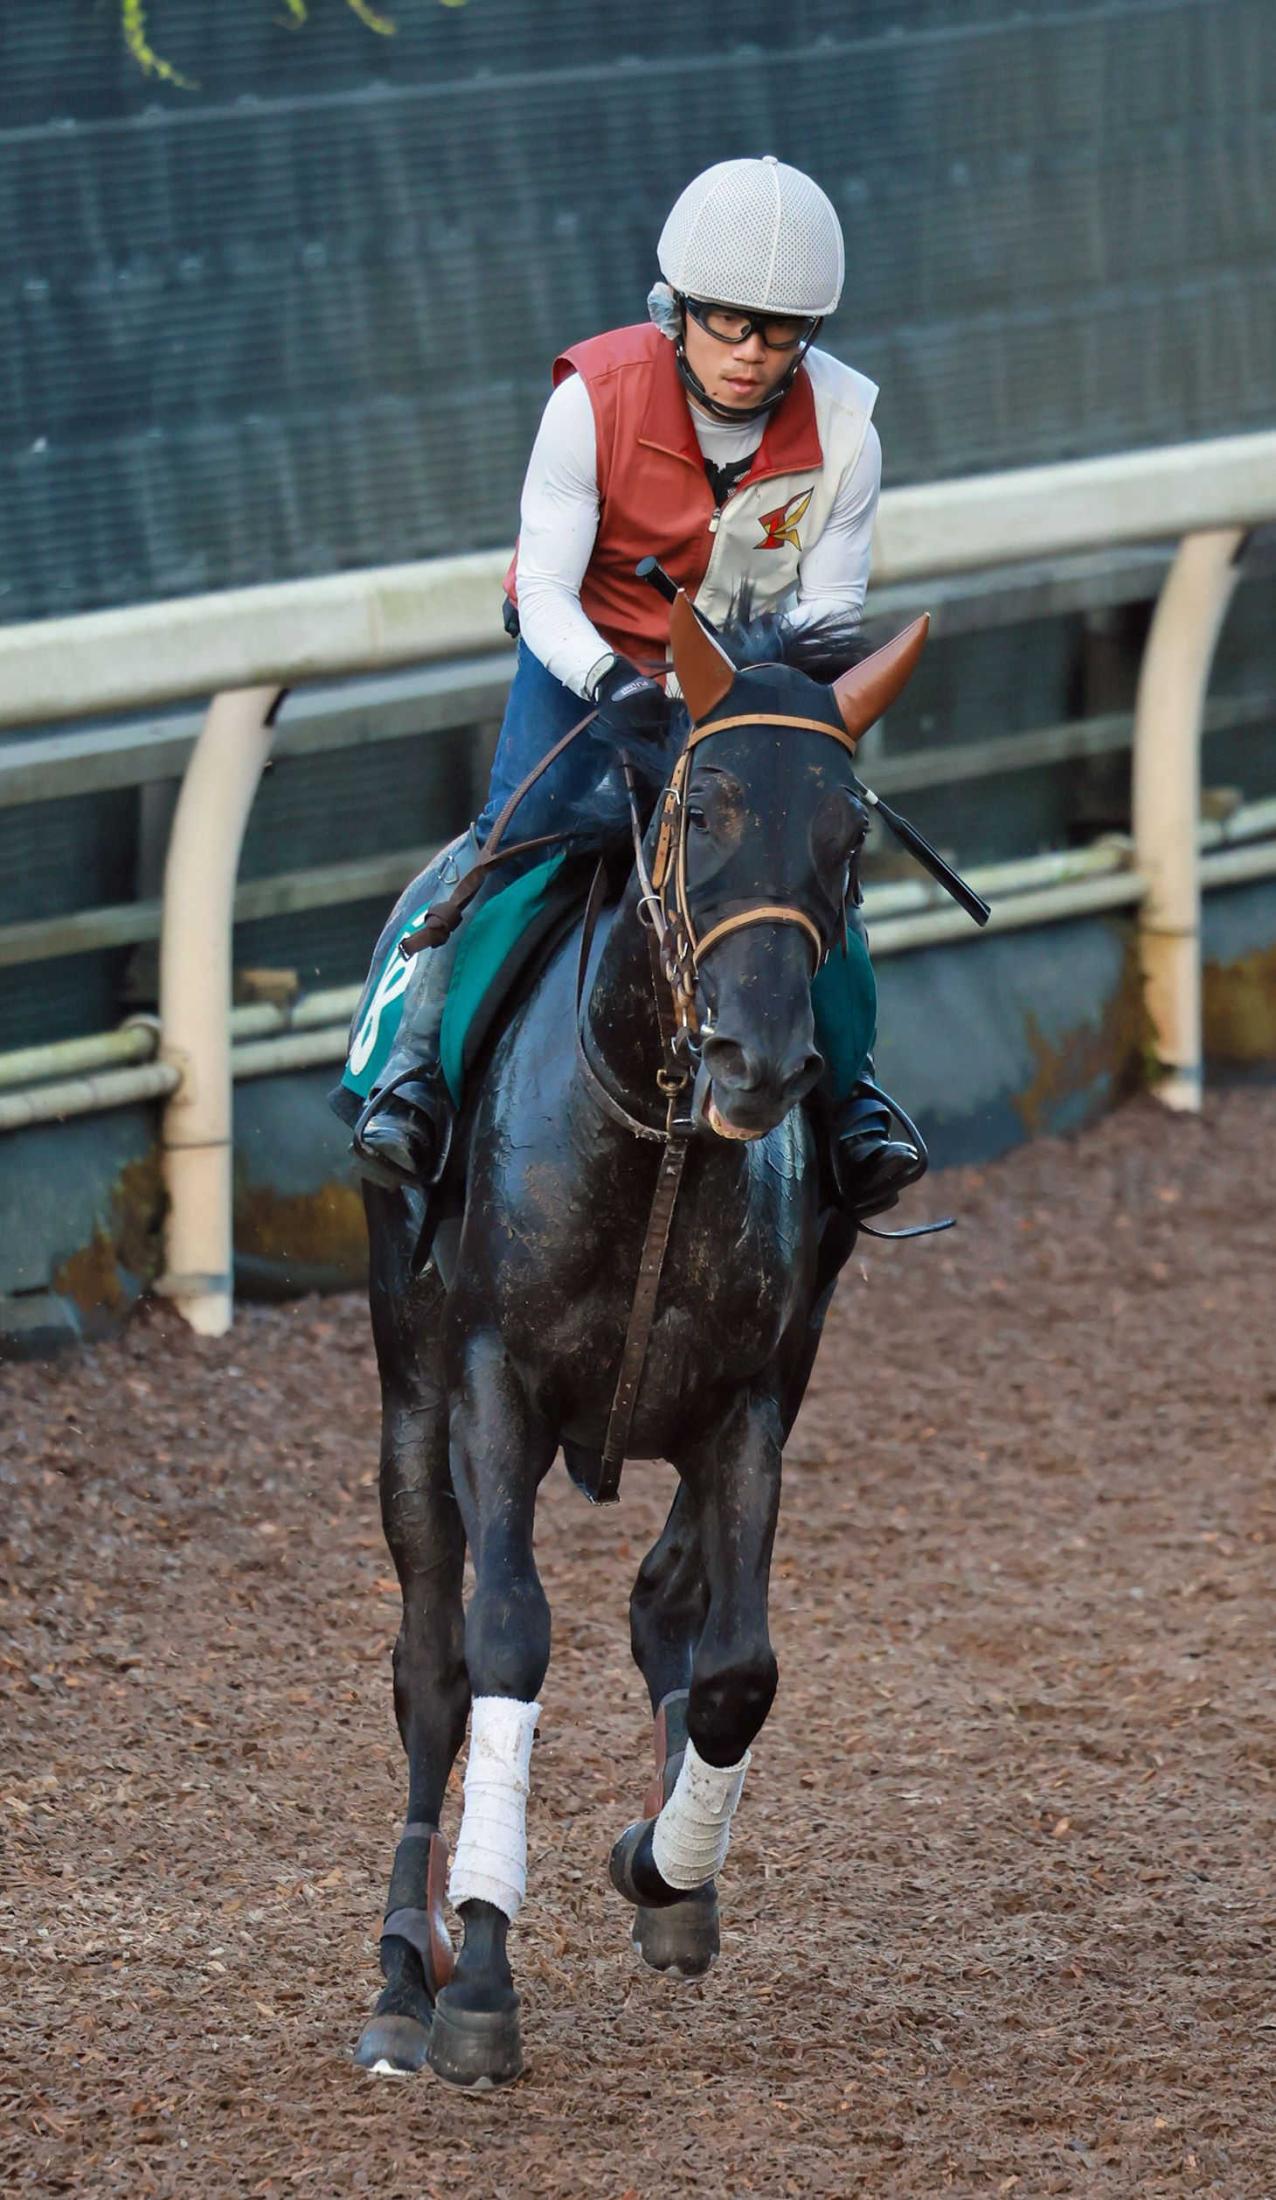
left=572, top=699, right=867, bottom=1503
left=633, top=704, right=865, bottom=1079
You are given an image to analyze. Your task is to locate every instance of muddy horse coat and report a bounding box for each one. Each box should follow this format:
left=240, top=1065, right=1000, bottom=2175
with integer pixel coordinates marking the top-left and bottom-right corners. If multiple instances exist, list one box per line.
left=354, top=596, right=929, bottom=2088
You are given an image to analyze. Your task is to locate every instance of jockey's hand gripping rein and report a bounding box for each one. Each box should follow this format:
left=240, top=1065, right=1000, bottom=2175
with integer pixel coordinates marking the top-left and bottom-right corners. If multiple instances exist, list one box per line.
left=590, top=656, right=670, bottom=758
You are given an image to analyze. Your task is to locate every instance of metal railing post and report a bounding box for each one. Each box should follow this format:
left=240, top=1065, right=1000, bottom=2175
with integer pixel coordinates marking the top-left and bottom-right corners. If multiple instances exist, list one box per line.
left=158, top=685, right=283, bottom=1334
left=1131, top=527, right=1245, bottom=1112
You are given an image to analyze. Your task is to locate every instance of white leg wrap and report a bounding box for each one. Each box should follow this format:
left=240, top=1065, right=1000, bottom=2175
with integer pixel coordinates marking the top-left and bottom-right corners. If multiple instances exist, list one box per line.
left=447, top=1696, right=539, bottom=1922
left=651, top=1736, right=750, bottom=1891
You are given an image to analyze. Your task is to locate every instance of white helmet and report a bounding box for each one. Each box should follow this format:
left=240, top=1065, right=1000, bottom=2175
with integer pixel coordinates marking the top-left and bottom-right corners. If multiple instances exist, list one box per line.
left=657, top=155, right=844, bottom=319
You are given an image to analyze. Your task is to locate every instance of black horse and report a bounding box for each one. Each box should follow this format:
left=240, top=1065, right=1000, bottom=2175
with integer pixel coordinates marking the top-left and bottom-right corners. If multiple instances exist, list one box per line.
left=353, top=593, right=929, bottom=2088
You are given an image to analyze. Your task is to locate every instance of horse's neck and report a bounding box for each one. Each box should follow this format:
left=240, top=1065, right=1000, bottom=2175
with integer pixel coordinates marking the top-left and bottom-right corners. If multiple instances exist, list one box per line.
left=582, top=873, right=667, bottom=1112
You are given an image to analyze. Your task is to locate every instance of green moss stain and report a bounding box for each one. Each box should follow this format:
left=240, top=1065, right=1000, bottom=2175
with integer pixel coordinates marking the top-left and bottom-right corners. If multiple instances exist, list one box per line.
left=52, top=1150, right=166, bottom=1315
left=54, top=1231, right=130, bottom=1314
left=234, top=1179, right=368, bottom=1281
left=1203, top=942, right=1276, bottom=1064
left=1013, top=932, right=1152, bottom=1137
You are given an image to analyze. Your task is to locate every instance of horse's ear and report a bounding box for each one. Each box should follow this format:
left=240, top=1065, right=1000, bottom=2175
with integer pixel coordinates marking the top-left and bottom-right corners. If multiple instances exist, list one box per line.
left=830, top=614, right=930, bottom=743
left=670, top=589, right=736, bottom=723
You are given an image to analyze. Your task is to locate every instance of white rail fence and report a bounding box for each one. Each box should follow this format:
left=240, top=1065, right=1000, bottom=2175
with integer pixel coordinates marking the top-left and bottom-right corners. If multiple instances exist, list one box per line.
left=1, top=430, right=1274, bottom=1335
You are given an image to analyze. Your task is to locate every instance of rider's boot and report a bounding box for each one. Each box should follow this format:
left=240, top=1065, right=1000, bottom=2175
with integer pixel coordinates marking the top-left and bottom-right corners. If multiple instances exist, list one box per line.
left=831, top=1062, right=929, bottom=1223
left=351, top=832, right=480, bottom=1190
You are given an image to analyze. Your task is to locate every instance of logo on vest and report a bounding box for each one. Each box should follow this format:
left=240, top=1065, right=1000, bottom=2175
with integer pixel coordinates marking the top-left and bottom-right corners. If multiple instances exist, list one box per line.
left=757, top=487, right=813, bottom=552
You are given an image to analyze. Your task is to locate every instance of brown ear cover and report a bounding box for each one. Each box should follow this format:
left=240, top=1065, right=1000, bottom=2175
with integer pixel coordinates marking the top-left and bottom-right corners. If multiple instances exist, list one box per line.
left=670, top=589, right=737, bottom=724
left=830, top=613, right=930, bottom=743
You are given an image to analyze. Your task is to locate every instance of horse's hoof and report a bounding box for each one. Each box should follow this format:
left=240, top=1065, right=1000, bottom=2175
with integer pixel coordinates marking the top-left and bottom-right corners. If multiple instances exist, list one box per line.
left=426, top=1987, right=523, bottom=2090
left=633, top=1883, right=720, bottom=1978
left=354, top=2010, right=432, bottom=2075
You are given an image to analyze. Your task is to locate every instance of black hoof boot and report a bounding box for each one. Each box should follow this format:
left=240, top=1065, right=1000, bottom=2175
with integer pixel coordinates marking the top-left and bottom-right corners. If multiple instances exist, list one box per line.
left=426, top=1988, right=524, bottom=2090
left=355, top=2011, right=432, bottom=2075
left=610, top=1818, right=694, bottom=1911
left=633, top=1882, right=720, bottom=1978
left=355, top=1825, right=454, bottom=2076
left=354, top=1931, right=435, bottom=2074
left=426, top=1899, right=523, bottom=2089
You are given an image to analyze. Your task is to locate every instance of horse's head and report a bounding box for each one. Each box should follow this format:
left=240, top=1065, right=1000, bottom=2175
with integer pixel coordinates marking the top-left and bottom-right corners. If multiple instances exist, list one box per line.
left=653, top=591, right=928, bottom=1141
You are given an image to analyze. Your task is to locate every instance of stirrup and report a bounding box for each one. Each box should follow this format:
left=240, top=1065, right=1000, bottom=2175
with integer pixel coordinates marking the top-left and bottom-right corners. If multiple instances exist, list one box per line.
left=351, top=1064, right=454, bottom=1191
left=835, top=1078, right=954, bottom=1240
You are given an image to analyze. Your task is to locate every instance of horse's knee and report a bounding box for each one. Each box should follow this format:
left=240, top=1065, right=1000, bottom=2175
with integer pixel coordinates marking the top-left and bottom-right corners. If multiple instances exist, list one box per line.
left=628, top=1551, right=664, bottom=1638
left=392, top=1622, right=467, bottom=1727
left=465, top=1572, right=551, bottom=1702
left=689, top=1638, right=778, bottom=1764
left=629, top=1543, right=696, bottom=1661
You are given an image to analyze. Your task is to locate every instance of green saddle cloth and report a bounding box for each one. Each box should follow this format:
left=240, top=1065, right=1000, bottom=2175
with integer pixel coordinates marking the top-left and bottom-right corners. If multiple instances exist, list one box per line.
left=812, top=933, right=878, bottom=1100
left=341, top=852, right=571, bottom=1110
left=341, top=853, right=877, bottom=1111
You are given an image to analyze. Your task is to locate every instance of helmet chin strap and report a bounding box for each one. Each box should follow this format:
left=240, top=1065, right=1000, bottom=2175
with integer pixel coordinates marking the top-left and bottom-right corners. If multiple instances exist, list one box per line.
left=673, top=305, right=822, bottom=427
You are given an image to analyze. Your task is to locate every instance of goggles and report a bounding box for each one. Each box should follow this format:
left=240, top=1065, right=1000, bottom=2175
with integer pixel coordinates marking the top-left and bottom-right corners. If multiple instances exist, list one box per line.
left=683, top=297, right=819, bottom=354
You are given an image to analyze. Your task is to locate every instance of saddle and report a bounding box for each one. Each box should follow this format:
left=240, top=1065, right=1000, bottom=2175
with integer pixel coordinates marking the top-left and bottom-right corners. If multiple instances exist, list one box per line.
left=332, top=847, right=595, bottom=1135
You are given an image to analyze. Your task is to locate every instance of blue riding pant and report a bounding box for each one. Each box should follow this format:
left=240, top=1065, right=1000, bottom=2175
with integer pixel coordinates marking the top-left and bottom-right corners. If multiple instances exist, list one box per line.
left=475, top=645, right=874, bottom=1100
left=475, top=643, right=605, bottom=849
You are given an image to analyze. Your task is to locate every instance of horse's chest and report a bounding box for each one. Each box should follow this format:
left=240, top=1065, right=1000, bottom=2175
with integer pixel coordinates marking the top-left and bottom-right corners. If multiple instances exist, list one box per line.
left=480, top=1112, right=816, bottom=1400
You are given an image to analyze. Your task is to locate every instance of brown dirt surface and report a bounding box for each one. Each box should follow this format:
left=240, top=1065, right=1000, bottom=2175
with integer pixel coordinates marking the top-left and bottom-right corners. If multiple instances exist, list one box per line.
left=3, top=1088, right=1276, bottom=2198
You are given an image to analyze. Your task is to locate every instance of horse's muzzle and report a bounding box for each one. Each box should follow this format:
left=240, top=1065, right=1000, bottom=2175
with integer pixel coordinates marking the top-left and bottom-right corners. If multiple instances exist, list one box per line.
left=698, top=1032, right=823, bottom=1140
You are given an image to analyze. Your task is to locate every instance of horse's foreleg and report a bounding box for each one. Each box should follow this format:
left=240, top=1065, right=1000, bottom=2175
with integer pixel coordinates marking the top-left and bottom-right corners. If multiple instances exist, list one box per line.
left=611, top=1394, right=781, bottom=1918
left=356, top=1214, right=468, bottom=2076
left=427, top=1328, right=555, bottom=2089
left=629, top=1481, right=709, bottom=1710
left=624, top=1487, right=719, bottom=1976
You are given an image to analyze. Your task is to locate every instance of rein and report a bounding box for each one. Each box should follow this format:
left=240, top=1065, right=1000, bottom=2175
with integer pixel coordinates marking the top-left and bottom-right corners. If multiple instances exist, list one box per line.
left=574, top=852, right=697, bottom=1502
left=576, top=708, right=864, bottom=1502
left=397, top=705, right=600, bottom=960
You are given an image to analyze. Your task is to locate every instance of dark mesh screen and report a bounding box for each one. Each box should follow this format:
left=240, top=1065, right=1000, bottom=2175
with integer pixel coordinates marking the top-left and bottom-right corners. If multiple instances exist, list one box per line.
left=2, top=0, right=1272, bottom=622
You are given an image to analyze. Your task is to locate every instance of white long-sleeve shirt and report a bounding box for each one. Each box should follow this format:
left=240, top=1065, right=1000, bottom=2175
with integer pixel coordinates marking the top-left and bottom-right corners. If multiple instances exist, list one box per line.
left=514, top=369, right=882, bottom=697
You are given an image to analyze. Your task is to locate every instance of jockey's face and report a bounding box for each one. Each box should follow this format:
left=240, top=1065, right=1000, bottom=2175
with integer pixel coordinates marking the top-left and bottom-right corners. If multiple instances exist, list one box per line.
left=681, top=307, right=794, bottom=415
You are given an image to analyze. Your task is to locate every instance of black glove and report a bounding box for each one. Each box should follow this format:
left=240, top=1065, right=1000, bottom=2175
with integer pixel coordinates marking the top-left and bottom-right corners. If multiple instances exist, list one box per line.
left=590, top=656, right=669, bottom=753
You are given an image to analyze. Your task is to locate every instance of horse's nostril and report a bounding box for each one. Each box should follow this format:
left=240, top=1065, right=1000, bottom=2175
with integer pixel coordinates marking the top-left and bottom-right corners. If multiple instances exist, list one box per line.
left=702, top=1036, right=759, bottom=1091
left=778, top=1047, right=824, bottom=1102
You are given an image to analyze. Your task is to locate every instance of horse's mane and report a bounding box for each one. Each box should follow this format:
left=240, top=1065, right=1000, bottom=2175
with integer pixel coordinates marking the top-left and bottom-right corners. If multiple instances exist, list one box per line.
left=562, top=591, right=873, bottom=856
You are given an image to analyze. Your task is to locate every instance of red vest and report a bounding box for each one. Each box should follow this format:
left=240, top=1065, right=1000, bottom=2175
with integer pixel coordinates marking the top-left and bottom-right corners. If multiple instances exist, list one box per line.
left=505, top=323, right=824, bottom=670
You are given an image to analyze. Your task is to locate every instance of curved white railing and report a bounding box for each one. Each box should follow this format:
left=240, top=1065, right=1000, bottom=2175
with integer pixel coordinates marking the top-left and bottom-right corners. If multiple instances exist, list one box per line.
left=2, top=429, right=1274, bottom=1331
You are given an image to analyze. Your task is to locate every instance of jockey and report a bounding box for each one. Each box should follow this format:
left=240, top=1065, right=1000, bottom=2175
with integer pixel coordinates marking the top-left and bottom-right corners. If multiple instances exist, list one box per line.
left=348, top=155, right=925, bottom=1220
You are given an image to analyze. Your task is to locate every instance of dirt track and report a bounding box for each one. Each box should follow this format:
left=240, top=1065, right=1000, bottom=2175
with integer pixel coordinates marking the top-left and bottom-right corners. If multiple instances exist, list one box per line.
left=3, top=1088, right=1276, bottom=2198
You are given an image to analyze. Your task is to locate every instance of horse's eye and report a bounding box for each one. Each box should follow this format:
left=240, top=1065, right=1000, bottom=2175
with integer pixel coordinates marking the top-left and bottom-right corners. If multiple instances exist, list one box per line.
left=686, top=807, right=708, bottom=830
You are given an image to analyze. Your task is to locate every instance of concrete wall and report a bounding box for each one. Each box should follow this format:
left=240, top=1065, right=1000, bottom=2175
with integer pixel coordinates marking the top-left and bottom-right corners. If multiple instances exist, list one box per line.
left=7, top=878, right=1274, bottom=1356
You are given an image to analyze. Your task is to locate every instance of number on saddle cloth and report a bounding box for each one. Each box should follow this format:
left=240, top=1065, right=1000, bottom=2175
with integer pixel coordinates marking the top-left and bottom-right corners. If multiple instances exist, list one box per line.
left=340, top=851, right=575, bottom=1111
